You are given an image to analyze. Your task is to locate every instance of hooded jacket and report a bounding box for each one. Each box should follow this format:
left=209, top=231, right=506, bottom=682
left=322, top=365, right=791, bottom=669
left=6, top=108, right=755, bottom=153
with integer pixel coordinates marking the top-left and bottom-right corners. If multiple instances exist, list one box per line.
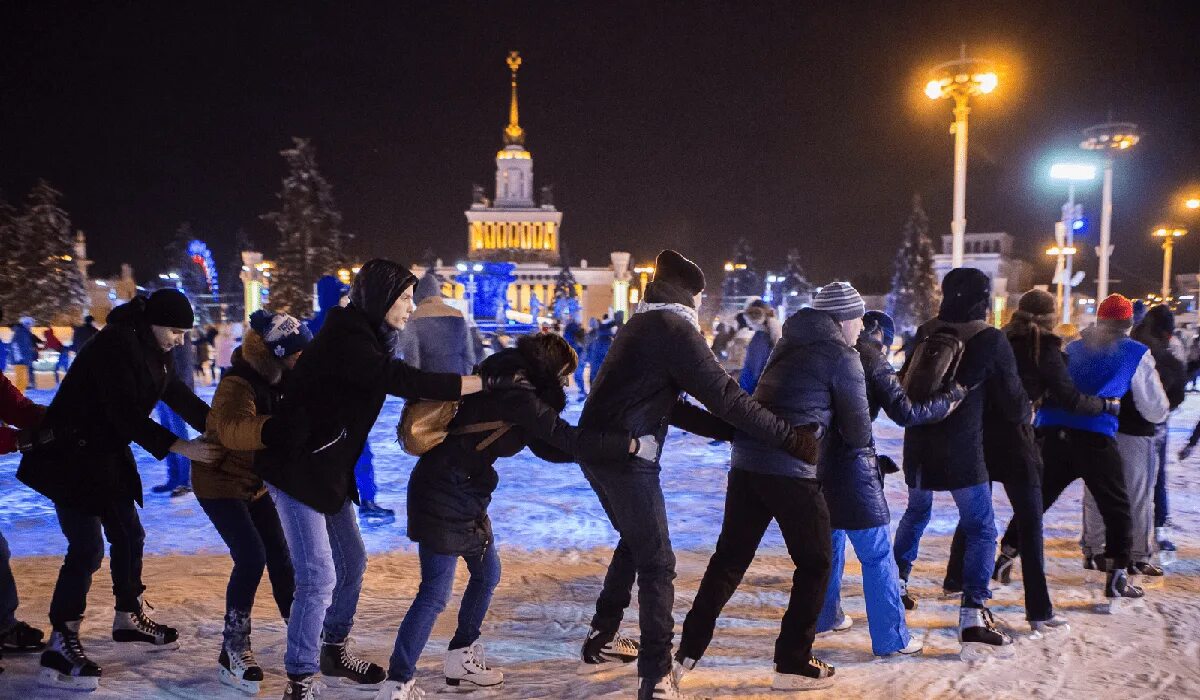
left=733, top=308, right=871, bottom=482
left=17, top=297, right=209, bottom=513
left=579, top=280, right=793, bottom=469
left=307, top=275, right=348, bottom=336
left=408, top=348, right=632, bottom=556
left=395, top=273, right=476, bottom=374
left=193, top=333, right=285, bottom=501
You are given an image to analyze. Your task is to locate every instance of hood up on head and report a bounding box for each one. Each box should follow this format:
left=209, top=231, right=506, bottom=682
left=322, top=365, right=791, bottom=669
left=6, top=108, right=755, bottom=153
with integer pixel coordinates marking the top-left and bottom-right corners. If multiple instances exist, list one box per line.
left=349, top=259, right=418, bottom=333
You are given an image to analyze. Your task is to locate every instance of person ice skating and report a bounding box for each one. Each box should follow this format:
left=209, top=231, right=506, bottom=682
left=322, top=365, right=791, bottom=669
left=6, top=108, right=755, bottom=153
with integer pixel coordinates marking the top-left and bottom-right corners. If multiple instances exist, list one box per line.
left=71, top=315, right=98, bottom=353
left=1076, top=303, right=1174, bottom=577
left=256, top=259, right=532, bottom=700
left=812, top=309, right=965, bottom=657
left=43, top=327, right=71, bottom=384
left=376, top=333, right=656, bottom=700
left=736, top=299, right=781, bottom=394
left=564, top=312, right=588, bottom=398
left=151, top=338, right=198, bottom=497
left=944, top=289, right=1115, bottom=634
left=17, top=289, right=221, bottom=691
left=0, top=344, right=49, bottom=672
left=194, top=310, right=311, bottom=694
left=1001, top=294, right=1162, bottom=612
left=9, top=317, right=39, bottom=392
left=891, top=268, right=1028, bottom=659
left=576, top=249, right=818, bottom=700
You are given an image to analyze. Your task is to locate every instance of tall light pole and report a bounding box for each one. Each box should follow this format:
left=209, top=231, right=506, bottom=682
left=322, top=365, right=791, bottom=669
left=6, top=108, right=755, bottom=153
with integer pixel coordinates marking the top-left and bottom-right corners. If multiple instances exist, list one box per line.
left=1049, top=163, right=1096, bottom=323
left=1081, top=122, right=1139, bottom=300
left=924, top=45, right=999, bottom=269
left=1153, top=228, right=1187, bottom=301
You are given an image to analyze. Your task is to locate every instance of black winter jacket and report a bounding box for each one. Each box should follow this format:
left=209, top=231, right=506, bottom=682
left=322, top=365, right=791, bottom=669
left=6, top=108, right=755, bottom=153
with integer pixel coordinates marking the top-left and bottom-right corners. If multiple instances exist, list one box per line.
left=17, top=298, right=209, bottom=513
left=1119, top=326, right=1186, bottom=436
left=258, top=304, right=464, bottom=514
left=735, top=308, right=871, bottom=482
left=903, top=320, right=1030, bottom=491
left=579, top=281, right=792, bottom=469
left=407, top=350, right=632, bottom=556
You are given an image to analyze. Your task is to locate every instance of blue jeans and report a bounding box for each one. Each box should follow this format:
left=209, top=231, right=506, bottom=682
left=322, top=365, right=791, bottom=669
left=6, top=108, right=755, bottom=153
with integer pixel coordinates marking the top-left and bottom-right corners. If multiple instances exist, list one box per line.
left=818, top=526, right=910, bottom=656
left=355, top=443, right=377, bottom=504
left=387, top=540, right=502, bottom=682
left=893, top=483, right=996, bottom=608
left=156, top=402, right=190, bottom=488
left=0, top=531, right=18, bottom=630
left=198, top=495, right=295, bottom=621
left=268, top=486, right=367, bottom=676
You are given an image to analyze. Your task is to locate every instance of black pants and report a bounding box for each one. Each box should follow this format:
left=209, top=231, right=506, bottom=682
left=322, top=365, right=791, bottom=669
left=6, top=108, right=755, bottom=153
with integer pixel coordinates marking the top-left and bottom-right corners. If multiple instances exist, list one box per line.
left=199, top=494, right=295, bottom=619
left=1002, top=427, right=1133, bottom=569
left=678, top=469, right=832, bottom=673
left=945, top=480, right=1053, bottom=621
left=49, top=501, right=145, bottom=625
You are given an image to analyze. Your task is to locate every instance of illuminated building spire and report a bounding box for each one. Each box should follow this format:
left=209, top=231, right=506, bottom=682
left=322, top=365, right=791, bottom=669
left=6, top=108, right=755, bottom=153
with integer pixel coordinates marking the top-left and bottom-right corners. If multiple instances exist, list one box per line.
left=503, top=51, right=525, bottom=146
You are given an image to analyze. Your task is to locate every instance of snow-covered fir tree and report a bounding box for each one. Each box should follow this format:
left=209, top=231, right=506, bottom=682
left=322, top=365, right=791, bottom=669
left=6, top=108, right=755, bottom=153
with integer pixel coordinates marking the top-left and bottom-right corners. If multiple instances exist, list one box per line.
left=721, top=237, right=762, bottom=300
left=0, top=194, right=21, bottom=317
left=261, top=138, right=347, bottom=315
left=885, top=193, right=940, bottom=333
left=163, top=222, right=215, bottom=323
left=11, top=180, right=88, bottom=325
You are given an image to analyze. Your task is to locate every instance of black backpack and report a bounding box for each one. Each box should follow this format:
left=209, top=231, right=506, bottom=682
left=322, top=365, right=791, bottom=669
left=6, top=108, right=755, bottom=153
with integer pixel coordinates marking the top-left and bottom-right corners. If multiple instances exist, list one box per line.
left=898, top=320, right=988, bottom=402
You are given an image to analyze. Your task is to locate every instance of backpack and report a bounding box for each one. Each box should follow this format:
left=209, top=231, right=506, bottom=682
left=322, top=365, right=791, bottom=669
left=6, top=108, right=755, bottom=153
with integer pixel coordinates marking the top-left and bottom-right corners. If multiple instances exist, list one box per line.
left=898, top=320, right=989, bottom=402
left=397, top=399, right=511, bottom=457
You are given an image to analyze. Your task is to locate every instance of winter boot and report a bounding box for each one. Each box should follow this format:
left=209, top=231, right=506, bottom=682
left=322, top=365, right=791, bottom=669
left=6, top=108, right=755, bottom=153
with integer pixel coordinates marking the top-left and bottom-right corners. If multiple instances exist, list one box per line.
left=579, top=627, right=639, bottom=673
left=771, top=657, right=835, bottom=690
left=898, top=578, right=917, bottom=611
left=638, top=671, right=711, bottom=699
left=1029, top=614, right=1070, bottom=640
left=39, top=620, right=102, bottom=691
left=444, top=641, right=502, bottom=687
left=319, top=637, right=385, bottom=686
left=992, top=545, right=1019, bottom=585
left=1103, top=566, right=1145, bottom=613
left=1156, top=526, right=1177, bottom=566
left=374, top=679, right=424, bottom=700
left=957, top=607, right=1014, bottom=661
left=282, top=673, right=322, bottom=699
left=112, top=597, right=179, bottom=650
left=0, top=619, right=46, bottom=652
left=219, top=609, right=262, bottom=694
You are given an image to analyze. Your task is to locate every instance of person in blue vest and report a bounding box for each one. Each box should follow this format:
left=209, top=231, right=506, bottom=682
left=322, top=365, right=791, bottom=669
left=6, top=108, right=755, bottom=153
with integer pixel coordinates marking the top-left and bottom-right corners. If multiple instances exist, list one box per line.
left=1000, top=293, right=1159, bottom=605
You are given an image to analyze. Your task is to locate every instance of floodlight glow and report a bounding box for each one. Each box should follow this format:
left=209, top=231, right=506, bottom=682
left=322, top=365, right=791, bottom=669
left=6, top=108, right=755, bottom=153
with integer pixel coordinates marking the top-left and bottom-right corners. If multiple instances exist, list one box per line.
left=456, top=263, right=467, bottom=271
left=1050, top=163, right=1097, bottom=181
left=925, top=79, right=943, bottom=100
left=975, top=72, right=998, bottom=94
left=1186, top=198, right=1200, bottom=209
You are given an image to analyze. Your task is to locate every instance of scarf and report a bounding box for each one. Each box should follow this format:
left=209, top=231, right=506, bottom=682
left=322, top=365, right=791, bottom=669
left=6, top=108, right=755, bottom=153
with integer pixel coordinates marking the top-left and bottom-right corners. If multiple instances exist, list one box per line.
left=634, top=301, right=700, bottom=331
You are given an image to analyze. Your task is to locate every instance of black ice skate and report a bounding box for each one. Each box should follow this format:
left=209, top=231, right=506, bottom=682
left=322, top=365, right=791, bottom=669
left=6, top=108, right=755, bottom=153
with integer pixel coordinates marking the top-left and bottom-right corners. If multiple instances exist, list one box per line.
left=771, top=656, right=835, bottom=691
left=282, top=673, right=322, bottom=700
left=992, top=545, right=1018, bottom=585
left=0, top=620, right=46, bottom=652
left=220, top=644, right=264, bottom=695
left=319, top=638, right=385, bottom=686
left=958, top=607, right=1014, bottom=661
left=1128, top=561, right=1164, bottom=577
left=39, top=620, right=102, bottom=692
left=580, top=627, right=640, bottom=674
left=112, top=598, right=179, bottom=650
left=1103, top=567, right=1145, bottom=614
left=639, top=671, right=712, bottom=699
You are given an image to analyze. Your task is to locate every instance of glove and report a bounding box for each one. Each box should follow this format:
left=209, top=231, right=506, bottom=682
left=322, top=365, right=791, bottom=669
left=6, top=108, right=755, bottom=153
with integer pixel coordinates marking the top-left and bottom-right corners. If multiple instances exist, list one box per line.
left=1102, top=397, right=1121, bottom=416
left=783, top=424, right=819, bottom=463
left=482, top=369, right=535, bottom=393
left=633, top=434, right=660, bottom=461
left=1179, top=444, right=1194, bottom=460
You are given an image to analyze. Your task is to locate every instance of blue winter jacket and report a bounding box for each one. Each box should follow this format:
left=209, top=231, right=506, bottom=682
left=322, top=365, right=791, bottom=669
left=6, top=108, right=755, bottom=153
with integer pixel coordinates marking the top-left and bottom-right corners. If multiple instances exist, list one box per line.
left=738, top=329, right=772, bottom=394
left=1037, top=328, right=1147, bottom=437
left=732, top=308, right=872, bottom=481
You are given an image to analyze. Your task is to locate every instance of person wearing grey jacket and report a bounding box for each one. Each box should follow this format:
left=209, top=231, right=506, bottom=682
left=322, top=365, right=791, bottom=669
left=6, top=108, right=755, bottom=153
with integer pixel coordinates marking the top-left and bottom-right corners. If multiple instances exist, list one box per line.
left=395, top=272, right=476, bottom=375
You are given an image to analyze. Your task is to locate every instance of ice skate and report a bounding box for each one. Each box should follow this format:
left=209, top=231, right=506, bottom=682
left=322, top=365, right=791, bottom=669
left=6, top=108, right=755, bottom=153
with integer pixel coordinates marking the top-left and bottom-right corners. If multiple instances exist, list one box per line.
left=770, top=656, right=835, bottom=690
left=1156, top=526, right=1177, bottom=566
left=898, top=578, right=917, bottom=610
left=639, top=671, right=711, bottom=699
left=282, top=674, right=322, bottom=699
left=579, top=627, right=639, bottom=674
left=38, top=620, right=102, bottom=692
left=1028, top=614, right=1070, bottom=640
left=0, top=620, right=46, bottom=652
left=958, top=607, right=1014, bottom=661
left=444, top=641, right=503, bottom=688
left=1102, top=567, right=1144, bottom=614
left=670, top=655, right=697, bottom=686
left=817, top=612, right=853, bottom=636
left=320, top=637, right=385, bottom=686
left=358, top=501, right=396, bottom=523
left=877, top=631, right=925, bottom=660
left=112, top=598, right=179, bottom=651
left=1128, top=561, right=1164, bottom=576
left=992, top=546, right=1018, bottom=585
left=374, top=679, right=424, bottom=700
left=220, top=644, right=264, bottom=694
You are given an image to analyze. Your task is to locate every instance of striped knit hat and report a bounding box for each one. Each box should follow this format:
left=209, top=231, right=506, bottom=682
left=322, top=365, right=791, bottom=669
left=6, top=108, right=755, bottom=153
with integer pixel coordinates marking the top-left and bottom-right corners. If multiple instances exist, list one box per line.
left=812, top=281, right=865, bottom=321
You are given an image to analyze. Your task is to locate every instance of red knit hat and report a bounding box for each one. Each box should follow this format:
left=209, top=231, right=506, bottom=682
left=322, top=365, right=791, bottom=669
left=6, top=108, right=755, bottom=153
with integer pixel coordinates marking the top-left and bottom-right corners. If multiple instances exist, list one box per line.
left=1097, top=294, right=1133, bottom=321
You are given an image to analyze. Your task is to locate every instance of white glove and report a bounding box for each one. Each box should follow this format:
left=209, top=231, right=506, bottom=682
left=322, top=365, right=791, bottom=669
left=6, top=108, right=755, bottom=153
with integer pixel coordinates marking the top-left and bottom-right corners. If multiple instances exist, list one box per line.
left=635, top=434, right=660, bottom=461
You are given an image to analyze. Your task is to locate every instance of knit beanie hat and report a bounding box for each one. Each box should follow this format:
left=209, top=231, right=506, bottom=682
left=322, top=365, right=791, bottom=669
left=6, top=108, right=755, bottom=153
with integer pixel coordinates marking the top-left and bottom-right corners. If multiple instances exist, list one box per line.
left=939, top=268, right=991, bottom=322
left=1143, top=304, right=1176, bottom=337
left=144, top=289, right=195, bottom=328
left=652, top=250, right=705, bottom=295
left=1018, top=289, right=1056, bottom=316
left=1097, top=294, right=1134, bottom=330
left=812, top=281, right=865, bottom=322
left=249, top=309, right=313, bottom=358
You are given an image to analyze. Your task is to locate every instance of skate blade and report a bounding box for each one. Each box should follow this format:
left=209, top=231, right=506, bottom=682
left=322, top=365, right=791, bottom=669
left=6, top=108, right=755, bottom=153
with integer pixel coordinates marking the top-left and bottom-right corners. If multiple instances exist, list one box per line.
left=1100, top=597, right=1146, bottom=614
left=576, top=659, right=635, bottom=676
left=771, top=673, right=834, bottom=691
left=219, top=667, right=262, bottom=695
left=446, top=676, right=505, bottom=690
left=38, top=667, right=100, bottom=692
left=1027, top=624, right=1070, bottom=641
left=959, top=641, right=1016, bottom=661
left=330, top=676, right=385, bottom=692
left=1158, top=551, right=1177, bottom=567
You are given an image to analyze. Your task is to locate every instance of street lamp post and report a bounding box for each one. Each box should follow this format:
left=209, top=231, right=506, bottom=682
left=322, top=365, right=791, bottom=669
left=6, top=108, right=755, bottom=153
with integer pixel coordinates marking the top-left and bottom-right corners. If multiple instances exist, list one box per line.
left=1081, top=122, right=1140, bottom=300
left=1153, top=228, right=1188, bottom=301
left=1049, top=163, right=1096, bottom=324
left=924, top=45, right=999, bottom=269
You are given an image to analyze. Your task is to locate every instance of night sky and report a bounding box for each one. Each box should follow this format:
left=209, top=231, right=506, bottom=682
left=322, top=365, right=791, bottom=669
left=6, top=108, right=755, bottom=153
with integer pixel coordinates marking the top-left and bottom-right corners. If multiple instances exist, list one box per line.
left=2, top=2, right=1199, bottom=296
